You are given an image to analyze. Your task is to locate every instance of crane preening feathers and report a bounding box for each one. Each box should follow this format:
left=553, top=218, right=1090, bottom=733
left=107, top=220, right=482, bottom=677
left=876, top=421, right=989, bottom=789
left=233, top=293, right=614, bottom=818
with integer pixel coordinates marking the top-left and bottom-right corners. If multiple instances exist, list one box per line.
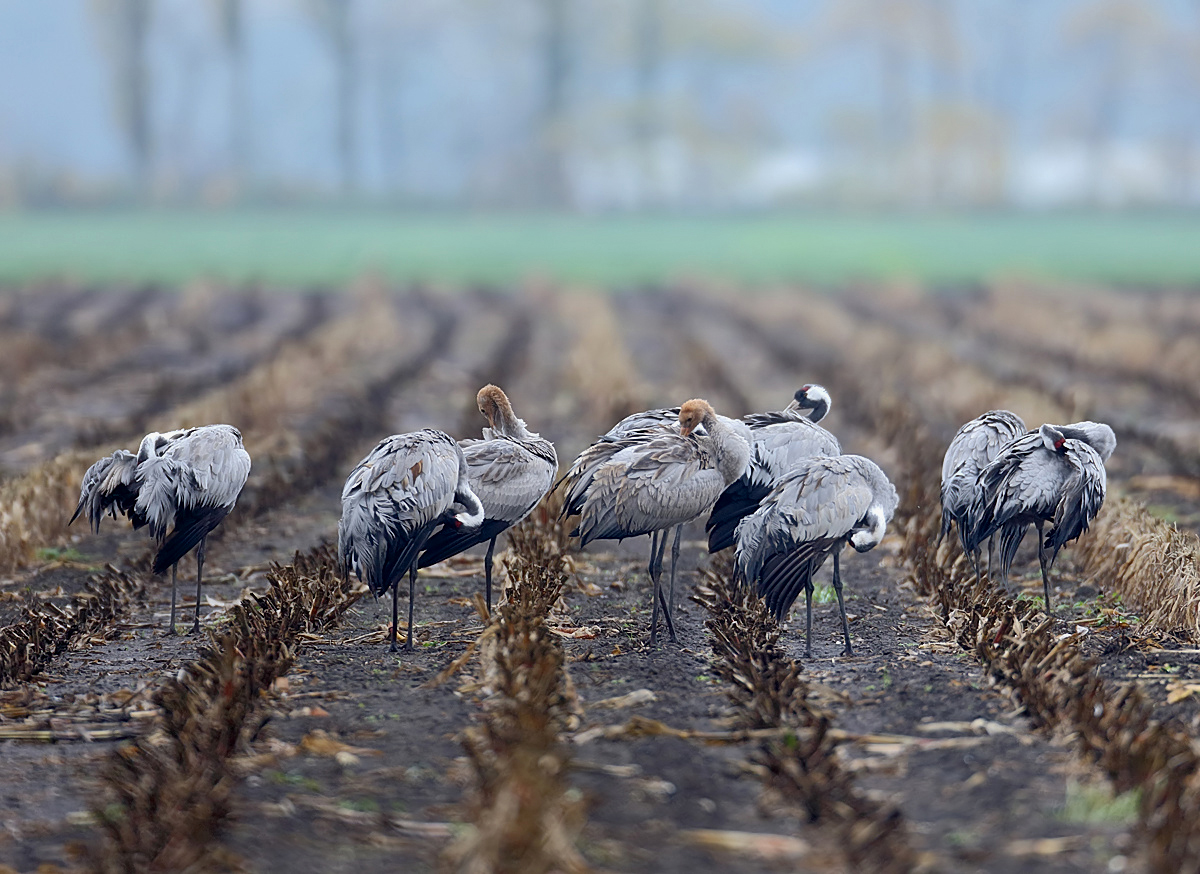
left=338, top=429, right=484, bottom=652
left=962, top=421, right=1115, bottom=612
left=71, top=424, right=251, bottom=633
left=735, top=454, right=898, bottom=658
left=563, top=398, right=751, bottom=647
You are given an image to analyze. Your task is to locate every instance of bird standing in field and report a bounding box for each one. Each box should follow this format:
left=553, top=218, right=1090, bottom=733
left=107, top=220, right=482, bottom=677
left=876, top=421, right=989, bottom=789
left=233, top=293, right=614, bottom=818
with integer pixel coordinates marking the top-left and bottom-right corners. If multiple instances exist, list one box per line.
left=735, top=454, right=898, bottom=657
left=566, top=399, right=750, bottom=647
left=939, top=409, right=1027, bottom=575
left=963, top=421, right=1115, bottom=613
left=707, top=385, right=842, bottom=553
left=339, top=429, right=485, bottom=651
left=71, top=424, right=251, bottom=633
left=417, top=385, right=558, bottom=610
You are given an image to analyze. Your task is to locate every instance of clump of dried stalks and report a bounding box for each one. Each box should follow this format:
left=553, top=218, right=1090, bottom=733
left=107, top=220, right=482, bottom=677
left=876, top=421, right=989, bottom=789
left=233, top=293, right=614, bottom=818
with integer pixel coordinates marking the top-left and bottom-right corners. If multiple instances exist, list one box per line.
left=693, top=569, right=916, bottom=874
left=0, top=450, right=101, bottom=573
left=0, top=566, right=143, bottom=687
left=504, top=488, right=575, bottom=582
left=91, top=547, right=362, bottom=873
left=1073, top=497, right=1200, bottom=640
left=447, top=555, right=586, bottom=874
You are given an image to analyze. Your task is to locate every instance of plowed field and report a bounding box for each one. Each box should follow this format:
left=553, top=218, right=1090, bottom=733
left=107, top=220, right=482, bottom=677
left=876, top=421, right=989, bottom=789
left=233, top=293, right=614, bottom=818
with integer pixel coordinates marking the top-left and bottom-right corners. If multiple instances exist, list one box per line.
left=3, top=280, right=1200, bottom=874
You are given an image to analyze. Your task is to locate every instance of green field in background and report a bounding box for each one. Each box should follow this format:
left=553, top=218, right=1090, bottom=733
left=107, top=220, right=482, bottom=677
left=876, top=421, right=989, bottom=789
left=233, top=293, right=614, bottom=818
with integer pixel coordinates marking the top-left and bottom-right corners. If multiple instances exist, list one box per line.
left=1, top=210, right=1198, bottom=287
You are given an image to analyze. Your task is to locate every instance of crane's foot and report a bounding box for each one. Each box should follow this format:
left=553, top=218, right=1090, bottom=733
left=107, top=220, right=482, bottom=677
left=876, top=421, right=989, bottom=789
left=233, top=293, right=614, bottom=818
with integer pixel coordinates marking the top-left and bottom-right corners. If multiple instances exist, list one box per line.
left=840, top=645, right=855, bottom=657
left=189, top=621, right=201, bottom=635
left=166, top=626, right=179, bottom=637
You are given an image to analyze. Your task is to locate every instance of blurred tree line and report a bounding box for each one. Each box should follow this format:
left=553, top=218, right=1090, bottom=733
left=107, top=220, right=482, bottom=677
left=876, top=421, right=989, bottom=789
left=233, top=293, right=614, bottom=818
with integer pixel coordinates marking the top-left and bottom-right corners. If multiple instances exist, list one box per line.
left=13, top=0, right=1200, bottom=208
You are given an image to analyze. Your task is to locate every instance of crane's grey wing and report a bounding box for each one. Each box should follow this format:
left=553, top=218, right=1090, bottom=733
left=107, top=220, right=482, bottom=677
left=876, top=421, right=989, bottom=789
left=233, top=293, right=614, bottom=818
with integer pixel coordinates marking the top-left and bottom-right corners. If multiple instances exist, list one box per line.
left=1046, top=441, right=1107, bottom=551
left=576, top=434, right=721, bottom=544
left=464, top=438, right=557, bottom=524
left=942, top=411, right=1027, bottom=485
left=71, top=450, right=141, bottom=532
left=339, top=430, right=462, bottom=595
left=964, top=432, right=1061, bottom=551
left=606, top=408, right=677, bottom=438
left=559, top=427, right=661, bottom=518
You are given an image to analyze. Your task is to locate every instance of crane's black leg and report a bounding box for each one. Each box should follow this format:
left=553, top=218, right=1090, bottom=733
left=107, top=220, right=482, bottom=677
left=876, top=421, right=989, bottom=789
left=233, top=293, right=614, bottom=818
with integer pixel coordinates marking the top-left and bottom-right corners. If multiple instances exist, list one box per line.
left=662, top=525, right=681, bottom=643
left=390, top=574, right=400, bottom=652
left=648, top=531, right=669, bottom=648
left=169, top=564, right=178, bottom=635
left=484, top=537, right=496, bottom=613
left=190, top=537, right=206, bottom=634
left=406, top=564, right=418, bottom=651
left=804, top=578, right=814, bottom=659
left=1035, top=520, right=1054, bottom=615
left=833, top=549, right=854, bottom=657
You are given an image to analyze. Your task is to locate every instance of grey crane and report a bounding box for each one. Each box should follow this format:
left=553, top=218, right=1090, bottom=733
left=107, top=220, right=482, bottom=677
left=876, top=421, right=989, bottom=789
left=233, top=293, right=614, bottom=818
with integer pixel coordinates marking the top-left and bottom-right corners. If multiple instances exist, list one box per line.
left=567, top=399, right=750, bottom=647
left=706, top=385, right=842, bottom=552
left=339, top=429, right=485, bottom=651
left=417, top=385, right=558, bottom=610
left=71, top=424, right=251, bottom=633
left=939, top=410, right=1027, bottom=575
left=735, top=454, right=898, bottom=657
left=963, top=421, right=1114, bottom=613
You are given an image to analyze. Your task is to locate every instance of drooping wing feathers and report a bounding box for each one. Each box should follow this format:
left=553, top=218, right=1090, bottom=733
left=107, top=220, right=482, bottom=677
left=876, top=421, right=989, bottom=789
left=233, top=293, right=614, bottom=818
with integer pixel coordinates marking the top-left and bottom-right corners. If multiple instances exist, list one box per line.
left=573, top=431, right=725, bottom=545
left=418, top=518, right=511, bottom=569
left=1046, top=441, right=1107, bottom=551
left=963, top=430, right=1108, bottom=557
left=72, top=450, right=142, bottom=532
left=338, top=429, right=462, bottom=597
left=705, top=419, right=842, bottom=552
left=735, top=455, right=895, bottom=618
left=73, top=425, right=250, bottom=571
left=939, top=411, right=1027, bottom=545
left=756, top=538, right=839, bottom=621
left=152, top=505, right=231, bottom=574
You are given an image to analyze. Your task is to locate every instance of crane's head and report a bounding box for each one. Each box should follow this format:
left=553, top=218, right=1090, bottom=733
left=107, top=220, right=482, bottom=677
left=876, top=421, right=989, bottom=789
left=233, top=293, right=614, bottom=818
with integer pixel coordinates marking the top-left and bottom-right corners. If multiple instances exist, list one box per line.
left=476, top=384, right=512, bottom=428
left=678, top=398, right=715, bottom=437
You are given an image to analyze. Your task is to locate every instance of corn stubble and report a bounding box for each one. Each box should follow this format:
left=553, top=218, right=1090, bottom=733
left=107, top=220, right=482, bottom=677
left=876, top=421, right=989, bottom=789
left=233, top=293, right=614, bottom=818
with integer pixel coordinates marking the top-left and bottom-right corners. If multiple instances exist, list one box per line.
left=90, top=548, right=362, bottom=873
left=693, top=570, right=916, bottom=874
left=447, top=549, right=585, bottom=874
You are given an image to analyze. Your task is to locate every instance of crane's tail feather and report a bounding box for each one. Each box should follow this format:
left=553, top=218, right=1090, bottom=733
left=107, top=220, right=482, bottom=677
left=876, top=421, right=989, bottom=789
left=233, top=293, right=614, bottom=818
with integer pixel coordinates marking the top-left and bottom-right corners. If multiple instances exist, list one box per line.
left=705, top=478, right=772, bottom=553
left=152, top=505, right=230, bottom=575
left=418, top=518, right=509, bottom=569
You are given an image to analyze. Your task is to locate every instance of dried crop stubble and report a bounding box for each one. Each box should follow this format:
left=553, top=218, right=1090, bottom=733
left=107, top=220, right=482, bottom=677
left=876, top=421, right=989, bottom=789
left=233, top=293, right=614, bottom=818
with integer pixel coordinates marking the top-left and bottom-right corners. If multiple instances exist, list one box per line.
left=693, top=569, right=916, bottom=874
left=90, top=547, right=363, bottom=873
left=448, top=554, right=586, bottom=874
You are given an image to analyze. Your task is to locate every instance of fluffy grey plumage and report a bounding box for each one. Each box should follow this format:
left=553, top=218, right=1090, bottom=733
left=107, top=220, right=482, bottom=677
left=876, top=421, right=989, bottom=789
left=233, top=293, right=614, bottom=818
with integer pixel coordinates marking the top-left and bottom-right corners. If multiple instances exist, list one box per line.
left=567, top=399, right=750, bottom=647
left=963, top=421, right=1114, bottom=611
left=939, top=410, right=1027, bottom=569
left=417, top=385, right=558, bottom=609
left=338, top=428, right=484, bottom=651
left=706, top=387, right=841, bottom=553
left=71, top=424, right=251, bottom=633
left=735, top=454, right=897, bottom=657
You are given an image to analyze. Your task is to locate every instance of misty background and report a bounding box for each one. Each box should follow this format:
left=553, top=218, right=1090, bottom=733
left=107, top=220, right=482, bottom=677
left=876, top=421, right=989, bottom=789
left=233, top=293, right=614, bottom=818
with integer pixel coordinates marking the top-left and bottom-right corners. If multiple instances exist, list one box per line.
left=3, top=0, right=1200, bottom=212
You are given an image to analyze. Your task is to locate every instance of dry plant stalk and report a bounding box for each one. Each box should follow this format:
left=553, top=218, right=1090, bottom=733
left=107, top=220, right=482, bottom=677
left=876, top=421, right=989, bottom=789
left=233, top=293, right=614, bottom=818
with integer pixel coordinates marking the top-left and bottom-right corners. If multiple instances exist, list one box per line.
left=90, top=547, right=362, bottom=873
left=0, top=566, right=143, bottom=687
left=693, top=569, right=916, bottom=874
left=504, top=487, right=575, bottom=580
left=558, top=293, right=645, bottom=431
left=1073, top=498, right=1200, bottom=640
left=447, top=555, right=586, bottom=874
left=0, top=450, right=107, bottom=573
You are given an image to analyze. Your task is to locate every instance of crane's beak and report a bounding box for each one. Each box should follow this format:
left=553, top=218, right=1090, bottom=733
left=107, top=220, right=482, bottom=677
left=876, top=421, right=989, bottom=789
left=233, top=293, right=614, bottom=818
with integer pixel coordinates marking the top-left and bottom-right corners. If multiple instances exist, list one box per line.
left=679, top=424, right=695, bottom=438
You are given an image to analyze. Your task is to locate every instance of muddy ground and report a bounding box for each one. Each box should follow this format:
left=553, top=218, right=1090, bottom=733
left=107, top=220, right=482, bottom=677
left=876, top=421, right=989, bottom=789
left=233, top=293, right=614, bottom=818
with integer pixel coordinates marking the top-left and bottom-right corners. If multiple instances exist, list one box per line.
left=2, top=281, right=1200, bottom=873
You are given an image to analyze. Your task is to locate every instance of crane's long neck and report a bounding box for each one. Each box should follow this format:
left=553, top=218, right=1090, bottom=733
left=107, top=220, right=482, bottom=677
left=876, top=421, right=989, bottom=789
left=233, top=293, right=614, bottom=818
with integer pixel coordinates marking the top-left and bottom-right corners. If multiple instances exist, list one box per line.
left=704, top=413, right=752, bottom=486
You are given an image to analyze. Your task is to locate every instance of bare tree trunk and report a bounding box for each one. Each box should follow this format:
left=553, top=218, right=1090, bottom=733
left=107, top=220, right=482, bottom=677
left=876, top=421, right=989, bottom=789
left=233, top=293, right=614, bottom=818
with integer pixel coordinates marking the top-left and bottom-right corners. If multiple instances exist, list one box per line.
left=213, top=0, right=249, bottom=193
left=633, top=0, right=662, bottom=205
left=90, top=0, right=154, bottom=195
left=537, top=0, right=570, bottom=207
left=305, top=0, right=358, bottom=196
